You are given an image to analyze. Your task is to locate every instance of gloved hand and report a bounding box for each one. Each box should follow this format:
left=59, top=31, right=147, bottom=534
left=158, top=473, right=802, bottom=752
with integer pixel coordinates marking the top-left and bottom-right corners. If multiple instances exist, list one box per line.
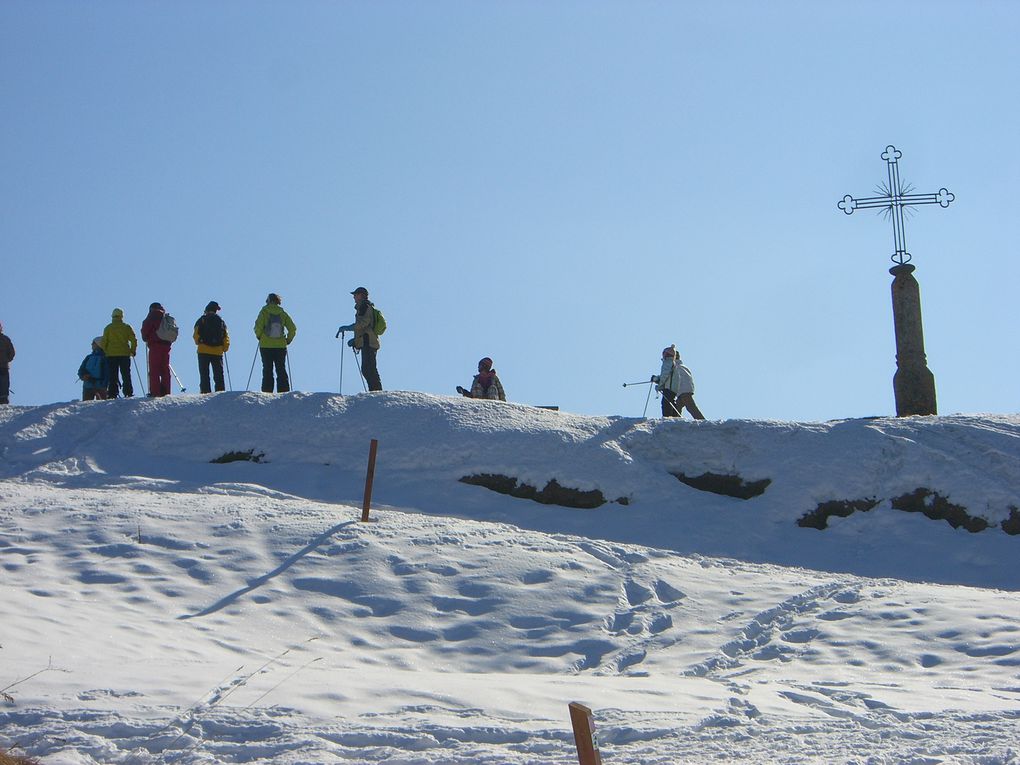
left=347, top=338, right=355, bottom=348
left=651, top=375, right=660, bottom=384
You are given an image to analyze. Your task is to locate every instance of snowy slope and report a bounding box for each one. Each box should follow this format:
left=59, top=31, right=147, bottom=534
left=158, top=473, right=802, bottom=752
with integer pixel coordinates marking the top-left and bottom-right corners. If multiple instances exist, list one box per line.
left=1, top=392, right=1018, bottom=764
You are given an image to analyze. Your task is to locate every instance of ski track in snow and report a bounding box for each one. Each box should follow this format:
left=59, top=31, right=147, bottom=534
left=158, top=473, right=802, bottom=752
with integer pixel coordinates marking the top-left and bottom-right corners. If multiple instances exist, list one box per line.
left=1, top=392, right=1019, bottom=763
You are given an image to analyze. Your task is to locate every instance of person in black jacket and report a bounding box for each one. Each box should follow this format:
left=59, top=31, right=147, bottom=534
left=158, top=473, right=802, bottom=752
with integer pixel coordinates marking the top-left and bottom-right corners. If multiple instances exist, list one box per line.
left=0, top=321, right=15, bottom=405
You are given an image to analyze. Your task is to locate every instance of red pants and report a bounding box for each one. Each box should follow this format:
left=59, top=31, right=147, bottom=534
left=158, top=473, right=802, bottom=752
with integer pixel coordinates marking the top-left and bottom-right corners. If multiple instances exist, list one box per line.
left=148, top=344, right=172, bottom=397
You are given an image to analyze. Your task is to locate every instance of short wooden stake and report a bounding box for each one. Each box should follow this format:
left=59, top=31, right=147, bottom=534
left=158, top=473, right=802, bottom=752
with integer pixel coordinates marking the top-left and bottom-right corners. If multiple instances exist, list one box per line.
left=569, top=701, right=602, bottom=765
left=360, top=439, right=379, bottom=522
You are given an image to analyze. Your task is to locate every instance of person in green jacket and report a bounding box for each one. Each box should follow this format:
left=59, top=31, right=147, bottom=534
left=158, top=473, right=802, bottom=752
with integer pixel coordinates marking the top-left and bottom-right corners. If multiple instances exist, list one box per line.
left=100, top=308, right=138, bottom=398
left=253, top=293, right=296, bottom=393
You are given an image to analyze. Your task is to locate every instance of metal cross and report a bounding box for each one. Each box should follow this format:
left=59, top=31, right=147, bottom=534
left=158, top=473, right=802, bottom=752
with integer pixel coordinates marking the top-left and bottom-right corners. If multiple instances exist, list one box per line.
left=838, top=145, right=954, bottom=265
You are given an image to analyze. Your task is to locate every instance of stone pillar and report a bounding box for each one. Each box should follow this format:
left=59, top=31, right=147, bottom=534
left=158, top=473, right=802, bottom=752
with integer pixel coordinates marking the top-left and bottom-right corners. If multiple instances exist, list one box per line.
left=889, top=263, right=937, bottom=416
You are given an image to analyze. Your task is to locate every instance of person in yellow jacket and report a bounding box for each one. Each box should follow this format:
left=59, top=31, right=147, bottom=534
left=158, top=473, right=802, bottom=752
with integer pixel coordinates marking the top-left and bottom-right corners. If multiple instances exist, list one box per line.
left=253, top=293, right=296, bottom=393
left=193, top=301, right=230, bottom=393
left=100, top=308, right=138, bottom=398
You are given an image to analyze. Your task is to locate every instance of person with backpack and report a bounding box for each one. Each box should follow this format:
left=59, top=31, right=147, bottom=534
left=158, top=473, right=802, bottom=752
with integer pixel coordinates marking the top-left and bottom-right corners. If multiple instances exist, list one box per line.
left=141, top=302, right=177, bottom=397
left=193, top=301, right=230, bottom=394
left=253, top=293, right=296, bottom=393
left=457, top=357, right=506, bottom=401
left=653, top=344, right=705, bottom=420
left=0, top=321, right=15, bottom=405
left=100, top=308, right=137, bottom=398
left=78, top=337, right=109, bottom=401
left=337, top=286, right=382, bottom=391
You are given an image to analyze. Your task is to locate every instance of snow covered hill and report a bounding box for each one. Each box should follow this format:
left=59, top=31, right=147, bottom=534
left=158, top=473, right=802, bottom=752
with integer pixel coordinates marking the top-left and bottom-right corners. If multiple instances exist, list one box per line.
left=1, top=393, right=1018, bottom=763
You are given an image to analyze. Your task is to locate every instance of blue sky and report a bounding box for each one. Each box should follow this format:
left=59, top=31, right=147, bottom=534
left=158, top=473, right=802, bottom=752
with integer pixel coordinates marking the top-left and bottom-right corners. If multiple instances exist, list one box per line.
left=2, top=1, right=1017, bottom=420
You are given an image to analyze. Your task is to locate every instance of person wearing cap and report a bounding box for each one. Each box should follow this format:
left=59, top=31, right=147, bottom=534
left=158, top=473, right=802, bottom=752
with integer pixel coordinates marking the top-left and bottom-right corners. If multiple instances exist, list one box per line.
left=141, top=302, right=175, bottom=397
left=99, top=308, right=137, bottom=398
left=337, top=286, right=382, bottom=391
left=456, top=357, right=506, bottom=401
left=652, top=344, right=705, bottom=420
left=78, top=337, right=109, bottom=401
left=0, top=321, right=14, bottom=405
left=253, top=292, right=296, bottom=393
left=194, top=301, right=230, bottom=394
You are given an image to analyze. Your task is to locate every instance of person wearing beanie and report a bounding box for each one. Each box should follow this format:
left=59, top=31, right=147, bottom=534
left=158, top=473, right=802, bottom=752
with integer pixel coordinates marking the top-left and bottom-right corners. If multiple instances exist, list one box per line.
left=457, top=356, right=506, bottom=401
left=99, top=308, right=137, bottom=398
left=0, top=321, right=15, bottom=405
left=194, top=301, right=230, bottom=394
left=337, top=286, right=382, bottom=391
left=78, top=337, right=109, bottom=401
left=253, top=292, right=296, bottom=393
left=652, top=344, right=705, bottom=420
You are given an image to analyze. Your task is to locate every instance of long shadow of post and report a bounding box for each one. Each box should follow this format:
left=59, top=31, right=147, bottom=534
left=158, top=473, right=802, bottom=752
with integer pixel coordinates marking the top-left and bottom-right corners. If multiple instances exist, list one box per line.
left=179, top=520, right=358, bottom=620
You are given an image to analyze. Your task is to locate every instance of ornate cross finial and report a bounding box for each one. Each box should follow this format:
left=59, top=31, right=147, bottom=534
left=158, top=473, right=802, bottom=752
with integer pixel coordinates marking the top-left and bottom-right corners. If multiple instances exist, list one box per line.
left=838, top=145, right=954, bottom=265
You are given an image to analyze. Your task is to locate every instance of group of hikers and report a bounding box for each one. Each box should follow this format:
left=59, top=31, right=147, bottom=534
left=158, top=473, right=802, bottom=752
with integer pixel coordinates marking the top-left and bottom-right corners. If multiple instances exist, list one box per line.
left=0, top=290, right=705, bottom=419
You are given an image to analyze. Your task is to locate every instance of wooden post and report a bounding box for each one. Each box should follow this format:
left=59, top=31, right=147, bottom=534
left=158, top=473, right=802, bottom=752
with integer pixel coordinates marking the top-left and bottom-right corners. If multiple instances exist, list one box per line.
left=361, top=439, right=378, bottom=522
left=568, top=702, right=602, bottom=765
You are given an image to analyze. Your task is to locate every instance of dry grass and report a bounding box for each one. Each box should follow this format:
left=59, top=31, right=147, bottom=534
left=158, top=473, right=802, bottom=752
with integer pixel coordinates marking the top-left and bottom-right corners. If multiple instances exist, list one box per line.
left=0, top=749, right=41, bottom=765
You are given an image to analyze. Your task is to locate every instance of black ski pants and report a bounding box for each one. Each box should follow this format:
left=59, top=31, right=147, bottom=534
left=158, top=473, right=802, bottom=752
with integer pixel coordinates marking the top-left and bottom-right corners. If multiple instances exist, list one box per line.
left=198, top=353, right=226, bottom=394
left=260, top=347, right=290, bottom=393
left=107, top=356, right=133, bottom=398
left=359, top=337, right=382, bottom=391
left=0, top=367, right=9, bottom=404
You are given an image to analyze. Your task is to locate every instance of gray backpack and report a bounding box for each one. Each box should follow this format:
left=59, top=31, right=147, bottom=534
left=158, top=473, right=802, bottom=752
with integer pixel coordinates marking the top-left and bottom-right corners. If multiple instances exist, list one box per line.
left=266, top=313, right=284, bottom=339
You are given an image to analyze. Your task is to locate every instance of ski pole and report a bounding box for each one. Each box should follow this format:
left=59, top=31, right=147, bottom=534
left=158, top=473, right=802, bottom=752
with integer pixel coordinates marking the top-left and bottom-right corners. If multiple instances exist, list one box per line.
left=246, top=347, right=258, bottom=391
left=224, top=354, right=233, bottom=391
left=622, top=379, right=654, bottom=387
left=642, top=382, right=654, bottom=418
left=132, top=356, right=145, bottom=396
left=351, top=346, right=368, bottom=392
left=338, top=331, right=345, bottom=393
left=169, top=363, right=187, bottom=393
left=286, top=350, right=293, bottom=391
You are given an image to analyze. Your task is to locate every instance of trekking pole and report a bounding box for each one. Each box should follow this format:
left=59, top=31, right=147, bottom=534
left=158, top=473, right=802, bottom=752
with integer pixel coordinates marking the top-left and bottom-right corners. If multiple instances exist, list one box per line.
left=286, top=350, right=293, bottom=391
left=337, top=331, right=345, bottom=393
left=642, top=382, right=654, bottom=418
left=132, top=356, right=145, bottom=395
left=622, top=379, right=654, bottom=387
left=169, top=363, right=187, bottom=393
left=352, top=346, right=368, bottom=392
left=246, top=347, right=258, bottom=391
left=224, top=354, right=233, bottom=391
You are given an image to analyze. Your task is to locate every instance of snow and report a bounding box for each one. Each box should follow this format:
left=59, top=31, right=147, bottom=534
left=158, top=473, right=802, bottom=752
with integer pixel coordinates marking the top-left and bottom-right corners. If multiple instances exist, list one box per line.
left=1, top=391, right=1019, bottom=763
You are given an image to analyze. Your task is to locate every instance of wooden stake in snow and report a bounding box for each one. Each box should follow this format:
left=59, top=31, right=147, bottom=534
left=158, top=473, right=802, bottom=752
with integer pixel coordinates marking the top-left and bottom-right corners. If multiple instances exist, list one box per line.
left=569, top=702, right=602, bottom=765
left=361, top=439, right=379, bottom=522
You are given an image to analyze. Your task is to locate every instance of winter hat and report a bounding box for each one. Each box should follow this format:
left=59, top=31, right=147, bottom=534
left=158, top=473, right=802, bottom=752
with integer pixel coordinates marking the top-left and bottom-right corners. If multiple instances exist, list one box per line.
left=478, top=357, right=493, bottom=372
left=205, top=301, right=221, bottom=312
left=662, top=345, right=677, bottom=358
left=149, top=302, right=163, bottom=312
left=266, top=293, right=282, bottom=305
left=92, top=337, right=103, bottom=348
left=112, top=308, right=124, bottom=319
left=351, top=287, right=368, bottom=297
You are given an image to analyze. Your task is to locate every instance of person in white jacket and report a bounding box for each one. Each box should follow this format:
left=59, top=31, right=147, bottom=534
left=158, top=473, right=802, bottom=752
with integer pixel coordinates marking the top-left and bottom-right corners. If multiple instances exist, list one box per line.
left=653, top=344, right=705, bottom=420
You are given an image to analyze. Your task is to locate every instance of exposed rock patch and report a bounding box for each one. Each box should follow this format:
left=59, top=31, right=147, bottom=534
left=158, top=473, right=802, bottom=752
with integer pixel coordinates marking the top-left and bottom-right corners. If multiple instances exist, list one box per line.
left=797, top=498, right=879, bottom=530
left=210, top=449, right=265, bottom=464
left=671, top=471, right=771, bottom=500
left=890, top=488, right=989, bottom=533
left=459, top=473, right=626, bottom=509
left=1002, top=507, right=1020, bottom=536
left=799, top=489, right=1000, bottom=534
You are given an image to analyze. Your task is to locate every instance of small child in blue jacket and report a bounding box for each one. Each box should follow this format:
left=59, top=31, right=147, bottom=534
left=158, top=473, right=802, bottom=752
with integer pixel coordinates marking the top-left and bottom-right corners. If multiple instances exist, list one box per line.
left=78, top=337, right=109, bottom=401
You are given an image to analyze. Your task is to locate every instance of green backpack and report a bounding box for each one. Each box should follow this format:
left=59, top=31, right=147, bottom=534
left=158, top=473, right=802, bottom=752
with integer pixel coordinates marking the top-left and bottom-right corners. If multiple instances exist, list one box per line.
left=372, top=306, right=387, bottom=336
